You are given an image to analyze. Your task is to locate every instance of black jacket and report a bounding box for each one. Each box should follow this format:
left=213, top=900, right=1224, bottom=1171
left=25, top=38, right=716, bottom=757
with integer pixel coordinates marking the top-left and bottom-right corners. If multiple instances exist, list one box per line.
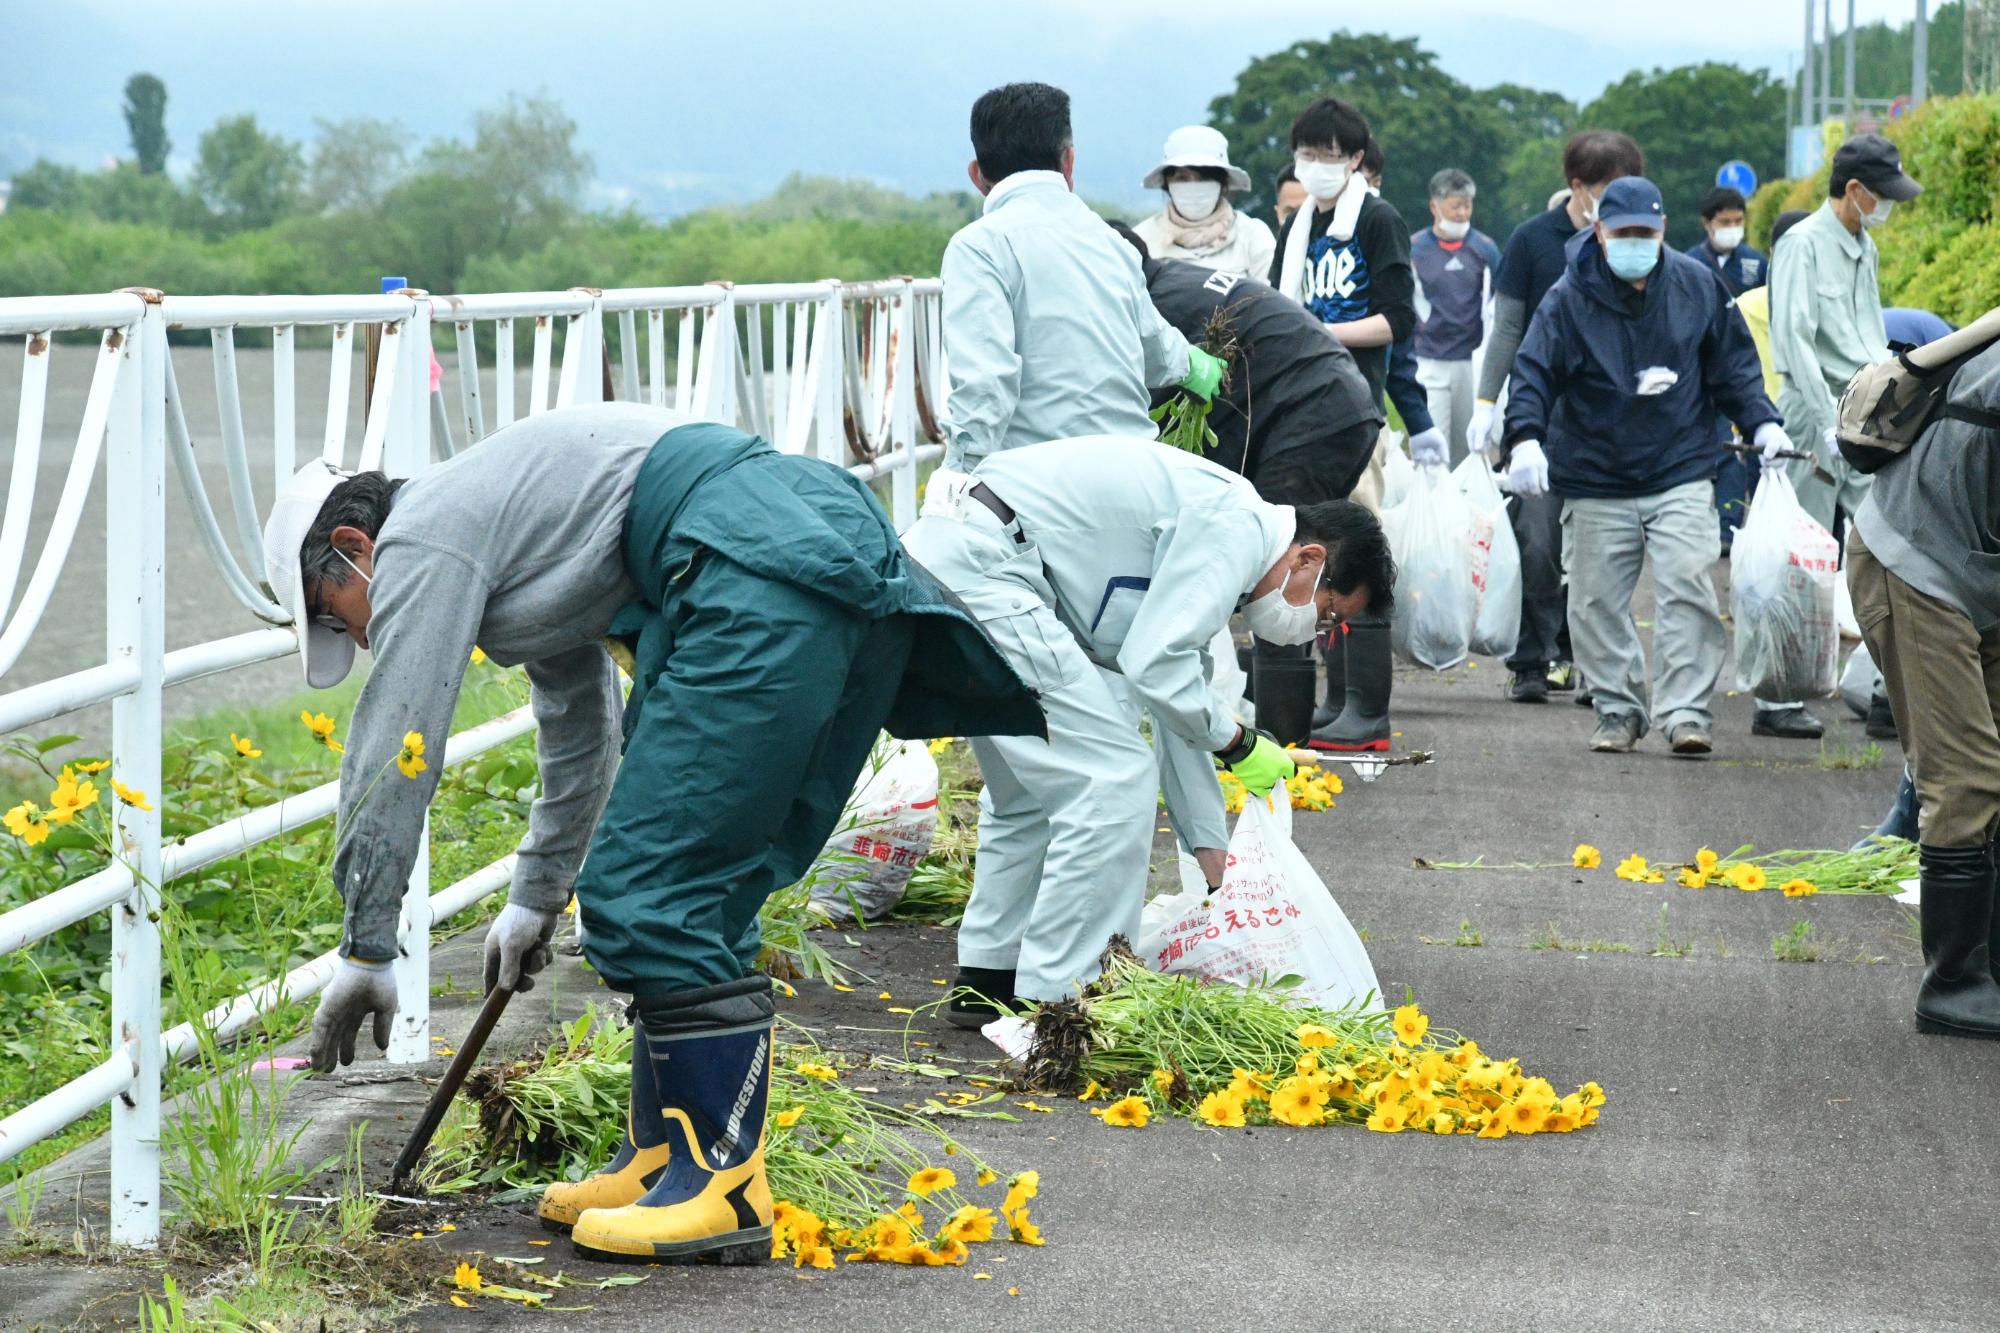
left=1503, top=231, right=1781, bottom=500
left=1142, top=256, right=1383, bottom=494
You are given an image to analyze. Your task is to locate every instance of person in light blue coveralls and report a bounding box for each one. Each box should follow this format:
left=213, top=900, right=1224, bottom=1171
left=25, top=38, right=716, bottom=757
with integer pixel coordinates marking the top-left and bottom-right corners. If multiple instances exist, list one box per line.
left=938, top=80, right=1233, bottom=909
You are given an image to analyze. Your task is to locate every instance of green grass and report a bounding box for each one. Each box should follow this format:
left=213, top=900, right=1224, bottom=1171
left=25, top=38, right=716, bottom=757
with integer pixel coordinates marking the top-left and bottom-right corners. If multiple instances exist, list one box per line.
left=1772, top=920, right=1822, bottom=962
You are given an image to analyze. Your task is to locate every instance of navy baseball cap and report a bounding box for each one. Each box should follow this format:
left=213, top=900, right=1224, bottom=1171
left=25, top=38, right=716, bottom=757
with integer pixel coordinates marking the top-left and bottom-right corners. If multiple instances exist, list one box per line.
left=1598, top=176, right=1665, bottom=231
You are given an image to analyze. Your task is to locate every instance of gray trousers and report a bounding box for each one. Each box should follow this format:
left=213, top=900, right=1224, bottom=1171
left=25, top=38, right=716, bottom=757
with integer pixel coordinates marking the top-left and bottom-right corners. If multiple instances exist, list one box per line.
left=1415, top=356, right=1476, bottom=467
left=1561, top=480, right=1726, bottom=735
left=901, top=509, right=1160, bottom=1001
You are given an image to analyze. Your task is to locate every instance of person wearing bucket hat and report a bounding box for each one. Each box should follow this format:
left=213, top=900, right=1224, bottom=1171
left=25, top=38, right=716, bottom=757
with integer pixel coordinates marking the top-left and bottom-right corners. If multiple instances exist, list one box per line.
left=262, top=403, right=1043, bottom=1263
left=1133, top=125, right=1276, bottom=282
left=1761, top=134, right=1921, bottom=741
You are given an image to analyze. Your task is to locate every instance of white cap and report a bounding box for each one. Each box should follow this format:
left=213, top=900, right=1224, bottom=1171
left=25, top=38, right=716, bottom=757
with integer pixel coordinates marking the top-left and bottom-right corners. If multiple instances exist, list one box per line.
left=1142, top=125, right=1251, bottom=193
left=262, top=458, right=359, bottom=689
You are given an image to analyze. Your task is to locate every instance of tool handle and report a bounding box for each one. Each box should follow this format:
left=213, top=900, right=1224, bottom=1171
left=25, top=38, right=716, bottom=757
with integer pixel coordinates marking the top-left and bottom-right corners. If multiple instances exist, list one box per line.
left=389, top=984, right=515, bottom=1187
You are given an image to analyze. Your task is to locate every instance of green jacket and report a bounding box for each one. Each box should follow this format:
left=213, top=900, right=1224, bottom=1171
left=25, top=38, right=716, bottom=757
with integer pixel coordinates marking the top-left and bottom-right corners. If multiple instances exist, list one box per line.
left=610, top=422, right=1045, bottom=743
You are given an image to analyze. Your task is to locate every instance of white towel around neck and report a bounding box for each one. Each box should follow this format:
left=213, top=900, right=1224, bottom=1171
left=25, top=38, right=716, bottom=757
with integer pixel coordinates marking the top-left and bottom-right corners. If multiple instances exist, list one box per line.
left=1277, top=173, right=1370, bottom=307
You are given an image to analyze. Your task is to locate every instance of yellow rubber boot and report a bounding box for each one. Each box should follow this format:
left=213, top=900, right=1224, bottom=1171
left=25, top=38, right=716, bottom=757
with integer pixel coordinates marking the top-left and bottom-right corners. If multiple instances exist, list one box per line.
left=571, top=997, right=775, bottom=1265
left=537, top=1019, right=673, bottom=1231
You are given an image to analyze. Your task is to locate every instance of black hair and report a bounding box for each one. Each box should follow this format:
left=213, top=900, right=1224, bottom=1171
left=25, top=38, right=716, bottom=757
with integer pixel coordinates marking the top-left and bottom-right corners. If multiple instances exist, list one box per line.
left=1108, top=218, right=1149, bottom=264
left=1164, top=165, right=1229, bottom=189
left=302, top=472, right=403, bottom=590
left=970, top=82, right=1072, bottom=184
left=1561, top=130, right=1644, bottom=189
left=1360, top=137, right=1384, bottom=179
left=1698, top=187, right=1747, bottom=219
left=1770, top=209, right=1811, bottom=249
left=1275, top=162, right=1298, bottom=189
left=1295, top=500, right=1395, bottom=614
left=1288, top=97, right=1370, bottom=157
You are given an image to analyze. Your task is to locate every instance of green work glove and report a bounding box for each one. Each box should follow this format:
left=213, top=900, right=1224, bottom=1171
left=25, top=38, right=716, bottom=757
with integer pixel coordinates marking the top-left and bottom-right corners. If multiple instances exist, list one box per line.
left=1217, top=726, right=1296, bottom=798
left=1180, top=346, right=1225, bottom=402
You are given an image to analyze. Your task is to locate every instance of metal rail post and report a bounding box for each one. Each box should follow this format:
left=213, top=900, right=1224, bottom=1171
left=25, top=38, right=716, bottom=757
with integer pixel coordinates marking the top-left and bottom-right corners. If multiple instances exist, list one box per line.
left=888, top=278, right=920, bottom=531
left=815, top=281, right=844, bottom=466
left=107, top=293, right=166, bottom=1246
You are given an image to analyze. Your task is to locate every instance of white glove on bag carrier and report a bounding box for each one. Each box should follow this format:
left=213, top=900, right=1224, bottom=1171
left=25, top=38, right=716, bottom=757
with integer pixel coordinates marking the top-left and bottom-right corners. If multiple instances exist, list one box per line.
left=807, top=738, right=939, bottom=923
left=1138, top=794, right=1380, bottom=1011
left=1730, top=470, right=1840, bottom=703
left=1381, top=464, right=1477, bottom=670
left=1453, top=454, right=1522, bottom=657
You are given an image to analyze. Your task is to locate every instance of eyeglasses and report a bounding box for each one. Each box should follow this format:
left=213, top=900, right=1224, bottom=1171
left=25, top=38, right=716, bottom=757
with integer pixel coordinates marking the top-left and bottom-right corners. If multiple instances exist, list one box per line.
left=306, top=582, right=346, bottom=634
left=1294, top=148, right=1353, bottom=167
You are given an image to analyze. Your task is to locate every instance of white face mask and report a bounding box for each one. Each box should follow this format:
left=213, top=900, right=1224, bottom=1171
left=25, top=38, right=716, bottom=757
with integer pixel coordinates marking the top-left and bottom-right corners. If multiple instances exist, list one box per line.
left=1710, top=225, right=1745, bottom=252
left=1294, top=158, right=1350, bottom=204
left=1241, top=560, right=1323, bottom=645
left=1167, top=180, right=1223, bottom=221
left=1434, top=217, right=1470, bottom=241
left=1859, top=187, right=1894, bottom=228
left=1579, top=188, right=1603, bottom=224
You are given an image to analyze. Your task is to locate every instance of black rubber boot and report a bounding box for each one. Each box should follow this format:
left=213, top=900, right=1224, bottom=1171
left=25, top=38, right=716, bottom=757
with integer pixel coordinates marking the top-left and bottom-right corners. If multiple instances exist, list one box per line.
left=1308, top=616, right=1391, bottom=752
left=1912, top=844, right=2000, bottom=1040
left=946, top=966, right=1017, bottom=1029
left=1989, top=840, right=2000, bottom=988
left=1310, top=626, right=1346, bottom=731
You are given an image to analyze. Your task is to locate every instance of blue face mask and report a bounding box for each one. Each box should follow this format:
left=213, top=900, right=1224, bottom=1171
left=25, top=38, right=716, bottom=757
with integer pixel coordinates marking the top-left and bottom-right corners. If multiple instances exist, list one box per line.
left=1604, top=236, right=1661, bottom=281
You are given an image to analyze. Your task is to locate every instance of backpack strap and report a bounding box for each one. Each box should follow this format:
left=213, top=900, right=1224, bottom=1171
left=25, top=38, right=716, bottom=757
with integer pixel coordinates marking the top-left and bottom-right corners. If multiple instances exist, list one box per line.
left=1943, top=403, right=2000, bottom=432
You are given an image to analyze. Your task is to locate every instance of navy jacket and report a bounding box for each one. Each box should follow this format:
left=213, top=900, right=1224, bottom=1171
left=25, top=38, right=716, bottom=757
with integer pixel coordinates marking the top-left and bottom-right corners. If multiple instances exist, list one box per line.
left=1682, top=240, right=1768, bottom=298
left=1503, top=232, right=1781, bottom=500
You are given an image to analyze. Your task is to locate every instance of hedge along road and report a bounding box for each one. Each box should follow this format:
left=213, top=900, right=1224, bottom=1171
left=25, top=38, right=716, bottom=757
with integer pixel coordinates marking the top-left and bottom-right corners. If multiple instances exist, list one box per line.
left=0, top=341, right=549, bottom=751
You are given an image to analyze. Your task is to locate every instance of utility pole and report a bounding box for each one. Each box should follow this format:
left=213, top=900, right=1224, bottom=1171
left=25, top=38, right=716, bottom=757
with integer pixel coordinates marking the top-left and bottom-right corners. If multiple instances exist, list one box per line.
left=1804, top=0, right=1818, bottom=127
left=1914, top=0, right=1929, bottom=106
left=1821, top=0, right=1834, bottom=122
left=1843, top=0, right=1856, bottom=119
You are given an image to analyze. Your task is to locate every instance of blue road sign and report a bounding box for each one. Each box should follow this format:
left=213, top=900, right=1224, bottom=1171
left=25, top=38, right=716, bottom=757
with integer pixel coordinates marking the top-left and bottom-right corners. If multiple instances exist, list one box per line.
left=1716, top=160, right=1758, bottom=196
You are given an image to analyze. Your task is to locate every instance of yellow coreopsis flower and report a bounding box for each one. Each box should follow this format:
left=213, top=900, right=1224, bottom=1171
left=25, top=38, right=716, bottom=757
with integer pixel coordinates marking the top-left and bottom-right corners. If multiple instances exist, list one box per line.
left=111, top=780, right=151, bottom=811
left=1696, top=848, right=1720, bottom=875
left=1678, top=866, right=1709, bottom=888
left=1295, top=1052, right=1319, bottom=1076
left=1614, top=853, right=1653, bottom=882
left=795, top=1061, right=839, bottom=1082
left=453, top=1262, right=482, bottom=1292
left=927, top=737, right=955, bottom=756
left=1726, top=863, right=1768, bottom=892
left=774, top=1106, right=804, bottom=1128
left=1365, top=1102, right=1410, bottom=1133
left=1503, top=1100, right=1548, bottom=1135
left=45, top=773, right=98, bottom=823
left=4, top=801, right=51, bottom=846
left=798, top=1242, right=835, bottom=1269
left=941, top=1205, right=996, bottom=1245
left=975, top=1167, right=997, bottom=1187
left=1391, top=1004, right=1429, bottom=1046
left=1780, top=878, right=1819, bottom=898
left=1572, top=843, right=1602, bottom=869
left=396, top=730, right=428, bottom=780
left=1150, top=1068, right=1175, bottom=1094
left=1267, top=1079, right=1327, bottom=1127
left=1097, top=1096, right=1149, bottom=1128
left=1005, top=1207, right=1045, bottom=1246
left=1077, top=1078, right=1105, bottom=1101
left=1197, top=1090, right=1247, bottom=1127
left=73, top=759, right=110, bottom=774
left=1450, top=1039, right=1481, bottom=1068
left=230, top=733, right=261, bottom=759
left=1294, top=1022, right=1337, bottom=1048
left=1226, top=1068, right=1270, bottom=1101
left=906, top=1166, right=956, bottom=1197
left=1000, top=1171, right=1039, bottom=1216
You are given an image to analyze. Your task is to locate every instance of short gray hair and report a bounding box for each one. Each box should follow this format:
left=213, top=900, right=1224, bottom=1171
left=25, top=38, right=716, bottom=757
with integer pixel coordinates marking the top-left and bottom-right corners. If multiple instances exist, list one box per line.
left=300, top=471, right=402, bottom=590
left=1429, top=168, right=1476, bottom=201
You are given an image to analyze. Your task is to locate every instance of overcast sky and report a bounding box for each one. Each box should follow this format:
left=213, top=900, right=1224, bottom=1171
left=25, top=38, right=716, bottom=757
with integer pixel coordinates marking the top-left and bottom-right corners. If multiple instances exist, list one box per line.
left=1, top=0, right=1928, bottom=215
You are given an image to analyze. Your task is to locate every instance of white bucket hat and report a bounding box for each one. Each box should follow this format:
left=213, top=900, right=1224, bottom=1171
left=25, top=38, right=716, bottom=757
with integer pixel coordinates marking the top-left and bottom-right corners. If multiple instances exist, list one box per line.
left=262, top=458, right=359, bottom=688
left=1142, top=125, right=1251, bottom=193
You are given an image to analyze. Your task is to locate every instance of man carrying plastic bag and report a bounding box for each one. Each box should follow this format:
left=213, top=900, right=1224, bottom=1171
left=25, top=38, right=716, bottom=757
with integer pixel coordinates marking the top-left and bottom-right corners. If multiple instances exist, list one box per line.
left=1503, top=177, right=1785, bottom=757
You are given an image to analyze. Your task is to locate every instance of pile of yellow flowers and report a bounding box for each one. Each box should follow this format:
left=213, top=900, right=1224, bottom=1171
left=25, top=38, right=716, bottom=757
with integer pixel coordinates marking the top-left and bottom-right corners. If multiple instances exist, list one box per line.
left=4, top=762, right=149, bottom=846
left=1218, top=766, right=1343, bottom=815
left=1117, top=1007, right=1602, bottom=1138
left=770, top=1168, right=1046, bottom=1270
left=1575, top=844, right=1817, bottom=897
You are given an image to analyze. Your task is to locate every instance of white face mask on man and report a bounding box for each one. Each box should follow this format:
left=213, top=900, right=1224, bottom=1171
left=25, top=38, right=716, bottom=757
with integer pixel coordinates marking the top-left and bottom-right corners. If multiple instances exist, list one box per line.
left=1710, top=225, right=1745, bottom=252
left=1294, top=157, right=1350, bottom=204
left=1241, top=559, right=1325, bottom=645
left=1434, top=218, right=1470, bottom=241
left=1167, top=180, right=1224, bottom=220
left=1858, top=186, right=1895, bottom=229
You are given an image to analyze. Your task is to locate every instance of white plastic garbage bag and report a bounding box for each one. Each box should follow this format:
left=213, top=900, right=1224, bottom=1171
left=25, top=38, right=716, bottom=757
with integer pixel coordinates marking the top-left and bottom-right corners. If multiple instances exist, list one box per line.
left=1382, top=464, right=1477, bottom=670
left=1208, top=626, right=1250, bottom=724
left=1834, top=561, right=1862, bottom=640
left=807, top=738, right=939, bottom=923
left=1453, top=454, right=1521, bottom=657
left=1137, top=794, right=1380, bottom=1011
left=1839, top=642, right=1880, bottom=718
left=1378, top=432, right=1416, bottom=511
left=1730, top=470, right=1841, bottom=702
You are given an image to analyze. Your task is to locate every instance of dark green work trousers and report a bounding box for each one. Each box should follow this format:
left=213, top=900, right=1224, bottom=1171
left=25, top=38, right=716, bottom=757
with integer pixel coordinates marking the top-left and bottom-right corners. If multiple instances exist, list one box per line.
left=576, top=552, right=915, bottom=994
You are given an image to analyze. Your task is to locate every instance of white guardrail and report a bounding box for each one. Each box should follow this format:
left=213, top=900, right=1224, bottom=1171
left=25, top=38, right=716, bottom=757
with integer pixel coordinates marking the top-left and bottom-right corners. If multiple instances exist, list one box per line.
left=0, top=277, right=948, bottom=1245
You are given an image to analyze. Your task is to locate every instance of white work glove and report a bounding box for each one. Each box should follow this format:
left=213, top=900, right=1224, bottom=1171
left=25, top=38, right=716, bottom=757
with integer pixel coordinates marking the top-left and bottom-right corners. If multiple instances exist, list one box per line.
left=483, top=901, right=560, bottom=993
left=1821, top=425, right=1839, bottom=459
left=1408, top=426, right=1449, bottom=468
left=310, top=958, right=398, bottom=1071
left=1753, top=421, right=1791, bottom=467
left=1506, top=440, right=1550, bottom=497
left=1467, top=400, right=1499, bottom=455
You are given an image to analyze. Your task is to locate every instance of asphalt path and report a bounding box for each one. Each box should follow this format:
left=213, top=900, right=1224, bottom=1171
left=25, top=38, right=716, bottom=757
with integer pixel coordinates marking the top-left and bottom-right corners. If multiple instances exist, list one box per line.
left=11, top=648, right=1991, bottom=1332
